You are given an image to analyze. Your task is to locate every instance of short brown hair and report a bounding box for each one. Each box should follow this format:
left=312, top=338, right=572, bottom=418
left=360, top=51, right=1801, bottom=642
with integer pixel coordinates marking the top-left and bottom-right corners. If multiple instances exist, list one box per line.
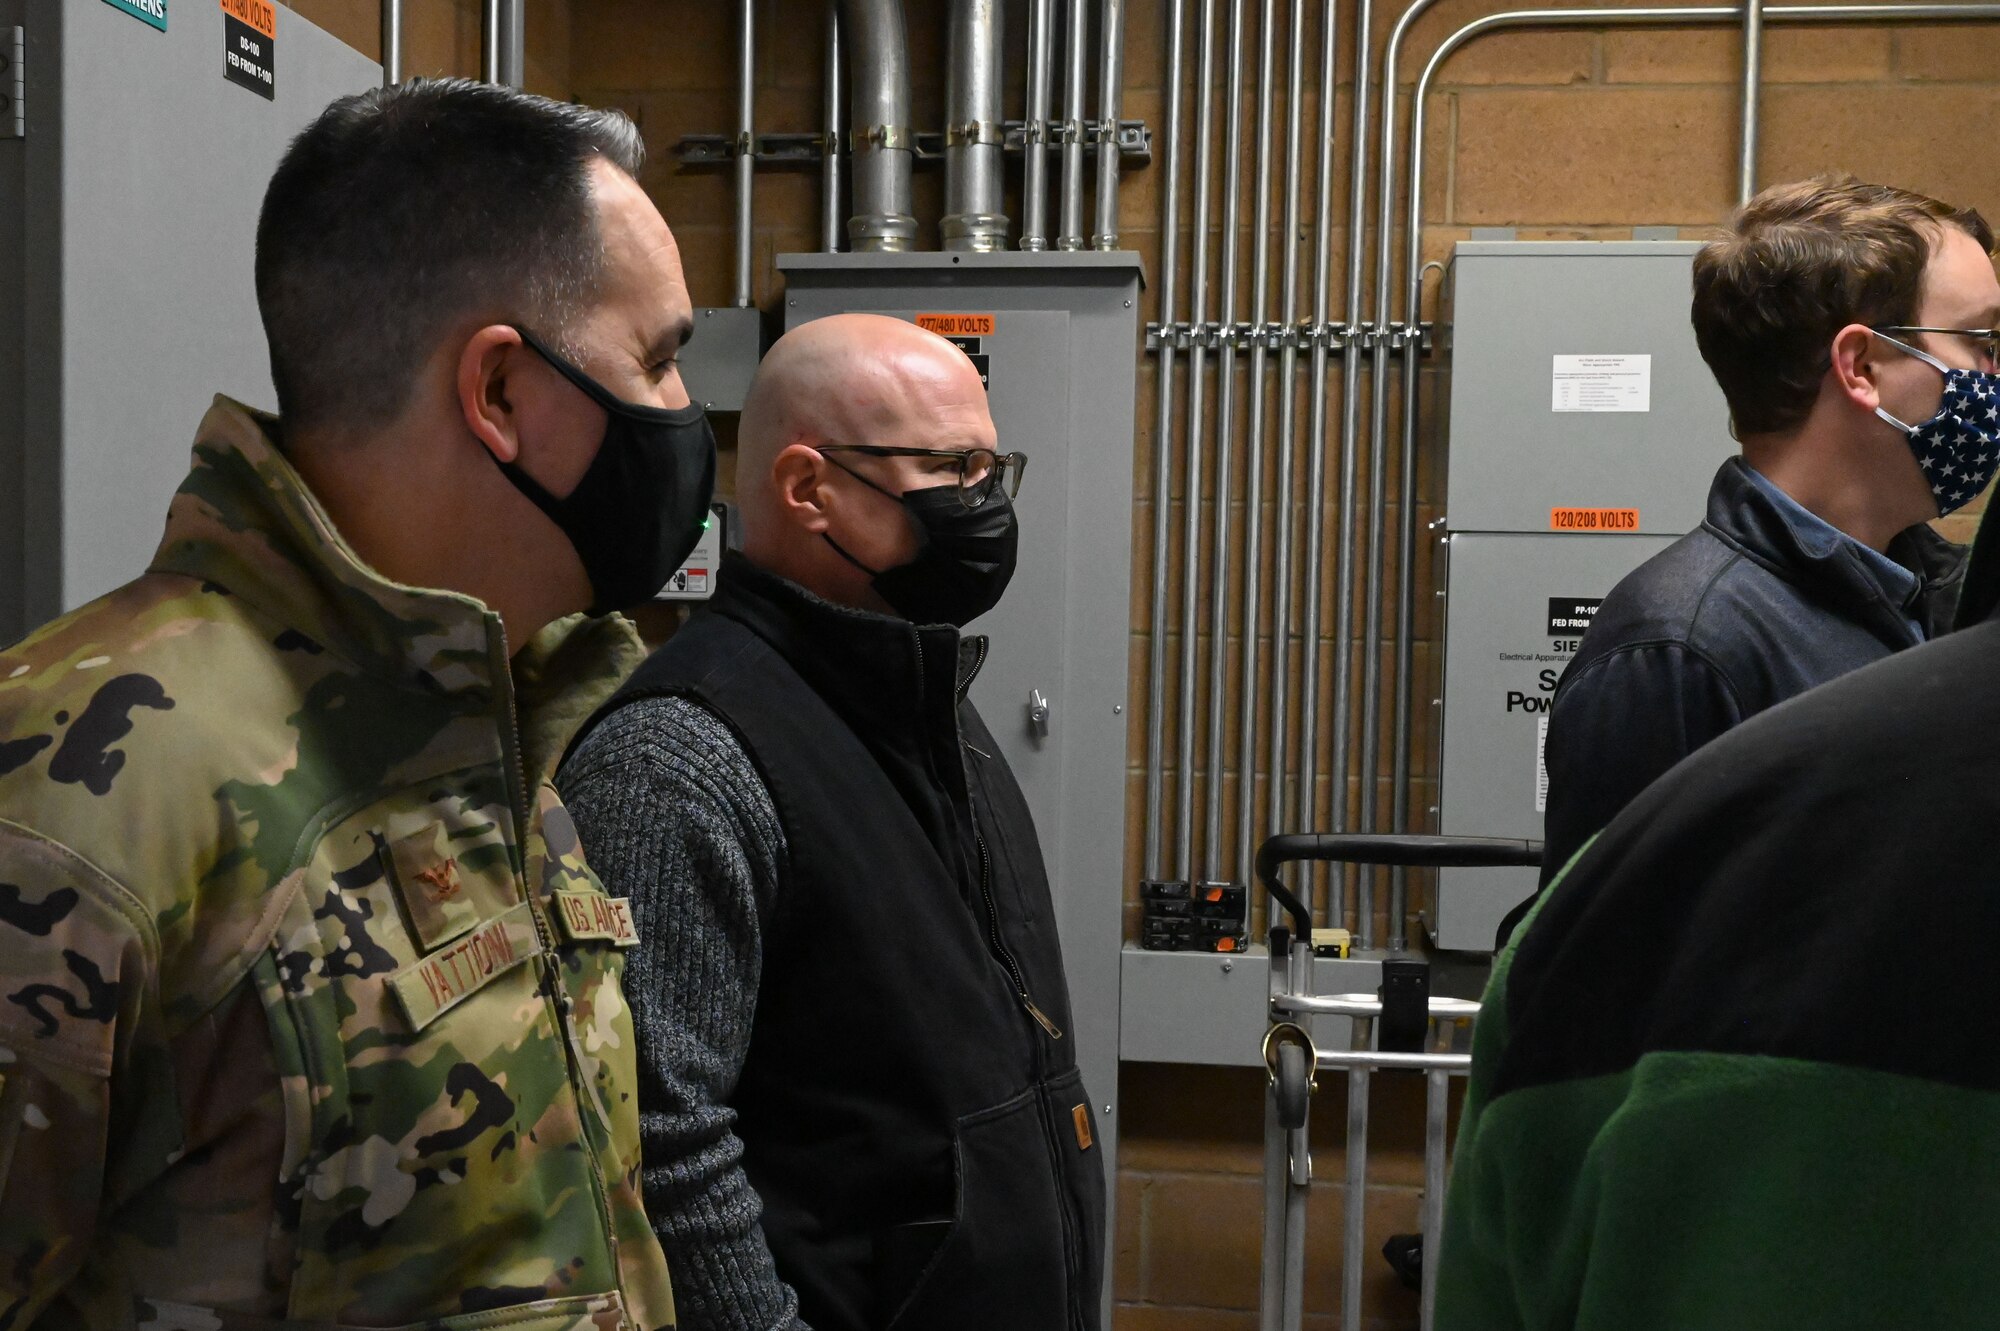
left=1691, top=175, right=1994, bottom=435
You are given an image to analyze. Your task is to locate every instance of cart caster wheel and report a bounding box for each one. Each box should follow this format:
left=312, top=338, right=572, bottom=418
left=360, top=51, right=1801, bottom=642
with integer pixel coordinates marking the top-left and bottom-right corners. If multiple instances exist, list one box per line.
left=1276, top=1039, right=1311, bottom=1129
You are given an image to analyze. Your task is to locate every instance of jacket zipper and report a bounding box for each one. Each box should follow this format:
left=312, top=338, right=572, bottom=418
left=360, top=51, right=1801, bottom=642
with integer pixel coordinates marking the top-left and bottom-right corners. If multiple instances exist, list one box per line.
left=917, top=628, right=1061, bottom=1042
left=489, top=619, right=629, bottom=1322
left=973, top=830, right=1063, bottom=1040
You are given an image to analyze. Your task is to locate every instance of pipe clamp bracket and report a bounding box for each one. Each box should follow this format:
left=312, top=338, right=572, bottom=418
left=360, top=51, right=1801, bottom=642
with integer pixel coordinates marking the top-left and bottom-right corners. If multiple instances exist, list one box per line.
left=945, top=120, right=1008, bottom=148
left=854, top=123, right=913, bottom=154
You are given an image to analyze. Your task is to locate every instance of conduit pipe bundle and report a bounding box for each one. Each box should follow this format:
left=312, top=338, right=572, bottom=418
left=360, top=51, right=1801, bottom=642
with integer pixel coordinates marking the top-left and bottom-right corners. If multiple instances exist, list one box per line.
left=818, top=0, right=1130, bottom=252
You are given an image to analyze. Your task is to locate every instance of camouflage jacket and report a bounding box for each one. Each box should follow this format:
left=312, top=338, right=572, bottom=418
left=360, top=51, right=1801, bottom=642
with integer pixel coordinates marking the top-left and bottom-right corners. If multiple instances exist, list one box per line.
left=0, top=399, right=675, bottom=1331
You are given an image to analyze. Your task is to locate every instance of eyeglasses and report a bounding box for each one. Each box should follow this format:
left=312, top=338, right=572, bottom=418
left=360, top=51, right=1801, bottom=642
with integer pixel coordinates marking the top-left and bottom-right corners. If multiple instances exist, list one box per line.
left=1876, top=326, right=2000, bottom=367
left=817, top=444, right=1028, bottom=508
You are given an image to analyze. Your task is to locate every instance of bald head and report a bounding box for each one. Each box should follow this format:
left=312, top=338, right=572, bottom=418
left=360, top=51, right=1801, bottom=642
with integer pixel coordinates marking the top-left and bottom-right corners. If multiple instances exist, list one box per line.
left=733, top=313, right=999, bottom=611
left=738, top=314, right=989, bottom=502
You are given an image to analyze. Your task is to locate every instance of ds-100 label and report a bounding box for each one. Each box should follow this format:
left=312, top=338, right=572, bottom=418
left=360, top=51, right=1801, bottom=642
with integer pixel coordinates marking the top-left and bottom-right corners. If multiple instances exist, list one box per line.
left=1550, top=507, right=1639, bottom=532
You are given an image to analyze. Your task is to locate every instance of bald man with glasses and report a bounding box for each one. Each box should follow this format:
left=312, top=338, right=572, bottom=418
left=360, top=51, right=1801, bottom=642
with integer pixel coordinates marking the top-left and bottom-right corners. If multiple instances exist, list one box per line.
left=558, top=314, right=1103, bottom=1331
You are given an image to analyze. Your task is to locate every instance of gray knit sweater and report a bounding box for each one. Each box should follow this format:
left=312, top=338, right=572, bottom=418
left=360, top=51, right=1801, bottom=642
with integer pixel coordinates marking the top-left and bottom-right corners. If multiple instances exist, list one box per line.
left=558, top=694, right=804, bottom=1331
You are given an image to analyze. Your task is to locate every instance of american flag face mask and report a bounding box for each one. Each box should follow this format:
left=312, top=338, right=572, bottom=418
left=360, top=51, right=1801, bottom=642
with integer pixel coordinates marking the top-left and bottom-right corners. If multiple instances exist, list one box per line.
left=1872, top=328, right=2000, bottom=517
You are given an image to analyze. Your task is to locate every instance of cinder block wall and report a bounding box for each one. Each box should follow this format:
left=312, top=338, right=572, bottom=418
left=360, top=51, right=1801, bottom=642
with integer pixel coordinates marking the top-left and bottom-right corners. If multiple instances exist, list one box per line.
left=287, top=4, right=2000, bottom=1327
left=284, top=0, right=573, bottom=99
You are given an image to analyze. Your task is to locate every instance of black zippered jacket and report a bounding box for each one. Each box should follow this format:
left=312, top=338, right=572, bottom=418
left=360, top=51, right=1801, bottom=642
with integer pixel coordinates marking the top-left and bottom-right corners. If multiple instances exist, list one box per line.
left=1528, top=458, right=1963, bottom=906
left=576, top=552, right=1105, bottom=1331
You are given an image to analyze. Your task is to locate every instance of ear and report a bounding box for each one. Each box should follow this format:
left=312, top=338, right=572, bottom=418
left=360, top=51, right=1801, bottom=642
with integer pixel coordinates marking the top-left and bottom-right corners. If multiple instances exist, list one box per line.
left=1829, top=323, right=1884, bottom=414
left=771, top=441, right=834, bottom=534
left=456, top=324, right=528, bottom=464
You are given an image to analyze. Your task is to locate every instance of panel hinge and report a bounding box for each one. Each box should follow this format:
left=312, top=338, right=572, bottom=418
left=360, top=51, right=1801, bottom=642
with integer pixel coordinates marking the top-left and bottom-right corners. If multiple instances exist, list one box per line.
left=2, top=28, right=22, bottom=140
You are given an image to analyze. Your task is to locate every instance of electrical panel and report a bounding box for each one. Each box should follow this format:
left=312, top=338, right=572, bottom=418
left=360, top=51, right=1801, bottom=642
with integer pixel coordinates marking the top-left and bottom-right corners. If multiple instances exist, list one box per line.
left=0, top=0, right=379, bottom=640
left=1443, top=241, right=1733, bottom=536
left=1431, top=242, right=1737, bottom=949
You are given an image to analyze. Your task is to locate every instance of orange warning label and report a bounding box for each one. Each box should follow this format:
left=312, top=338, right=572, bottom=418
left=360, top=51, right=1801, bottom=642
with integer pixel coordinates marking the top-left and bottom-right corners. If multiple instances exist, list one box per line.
left=221, top=0, right=276, bottom=38
left=917, top=313, right=996, bottom=337
left=1550, top=507, right=1640, bottom=532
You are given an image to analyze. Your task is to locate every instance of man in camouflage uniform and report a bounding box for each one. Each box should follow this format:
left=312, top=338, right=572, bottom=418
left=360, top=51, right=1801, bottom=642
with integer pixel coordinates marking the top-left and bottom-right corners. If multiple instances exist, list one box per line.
left=0, top=79, right=711, bottom=1331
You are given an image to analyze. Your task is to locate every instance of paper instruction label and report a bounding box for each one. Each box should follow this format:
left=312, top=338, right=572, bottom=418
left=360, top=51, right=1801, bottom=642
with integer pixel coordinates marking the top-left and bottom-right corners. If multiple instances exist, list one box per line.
left=1553, top=354, right=1651, bottom=413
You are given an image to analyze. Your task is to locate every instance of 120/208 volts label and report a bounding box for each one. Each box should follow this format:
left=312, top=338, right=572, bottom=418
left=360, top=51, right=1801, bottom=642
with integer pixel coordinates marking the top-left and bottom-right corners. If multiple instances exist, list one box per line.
left=1550, top=507, right=1639, bottom=532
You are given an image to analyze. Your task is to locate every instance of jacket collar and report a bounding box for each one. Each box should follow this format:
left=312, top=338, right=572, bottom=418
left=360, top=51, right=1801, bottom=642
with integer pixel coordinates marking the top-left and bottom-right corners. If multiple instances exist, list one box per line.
left=706, top=550, right=986, bottom=735
left=148, top=397, right=644, bottom=779
left=1953, top=492, right=2000, bottom=629
left=1703, top=456, right=1965, bottom=645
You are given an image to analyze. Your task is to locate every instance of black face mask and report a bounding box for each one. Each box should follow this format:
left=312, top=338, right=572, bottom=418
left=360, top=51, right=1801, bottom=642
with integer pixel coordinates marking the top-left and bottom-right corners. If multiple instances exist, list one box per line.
left=491, top=327, right=717, bottom=614
left=824, top=463, right=1020, bottom=627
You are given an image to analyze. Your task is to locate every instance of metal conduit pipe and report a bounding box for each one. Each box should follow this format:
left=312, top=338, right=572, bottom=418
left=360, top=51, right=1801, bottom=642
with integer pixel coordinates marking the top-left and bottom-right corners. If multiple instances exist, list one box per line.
left=1336, top=0, right=1375, bottom=947
left=1059, top=0, right=1094, bottom=249
left=381, top=0, right=402, bottom=85
left=842, top=0, right=918, bottom=251
left=481, top=0, right=500, bottom=83
left=1201, top=0, right=1248, bottom=877
left=1173, top=0, right=1221, bottom=878
left=1368, top=0, right=1446, bottom=953
left=1382, top=0, right=2000, bottom=939
left=1093, top=0, right=1129, bottom=248
left=945, top=0, right=1010, bottom=250
left=1264, top=0, right=1307, bottom=895
left=1235, top=0, right=1278, bottom=890
left=1739, top=0, right=1766, bottom=202
left=1293, top=0, right=1337, bottom=920
left=736, top=0, right=756, bottom=306
left=1142, top=0, right=1189, bottom=882
left=823, top=5, right=846, bottom=253
left=1023, top=0, right=1057, bottom=250
left=493, top=0, right=525, bottom=87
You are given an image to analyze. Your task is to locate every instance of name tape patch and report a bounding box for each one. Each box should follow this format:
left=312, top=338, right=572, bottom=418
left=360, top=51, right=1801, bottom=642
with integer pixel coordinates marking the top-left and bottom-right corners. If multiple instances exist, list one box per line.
left=390, top=902, right=540, bottom=1031
left=553, top=890, right=641, bottom=948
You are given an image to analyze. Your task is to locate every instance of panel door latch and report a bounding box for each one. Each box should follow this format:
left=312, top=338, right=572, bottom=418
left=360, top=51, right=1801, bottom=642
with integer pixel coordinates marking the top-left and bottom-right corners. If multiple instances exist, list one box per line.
left=1028, top=688, right=1051, bottom=739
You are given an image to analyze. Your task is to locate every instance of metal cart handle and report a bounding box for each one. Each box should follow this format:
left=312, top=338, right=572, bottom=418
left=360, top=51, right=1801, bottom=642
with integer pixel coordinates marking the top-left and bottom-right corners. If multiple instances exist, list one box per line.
left=1253, top=833, right=1543, bottom=940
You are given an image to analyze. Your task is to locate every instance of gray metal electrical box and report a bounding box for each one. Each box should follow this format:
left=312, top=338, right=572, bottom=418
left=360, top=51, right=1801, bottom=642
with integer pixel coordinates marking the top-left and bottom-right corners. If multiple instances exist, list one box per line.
left=681, top=306, right=765, bottom=413
left=1, top=0, right=381, bottom=642
left=778, top=250, right=1140, bottom=1325
left=1433, top=532, right=1675, bottom=946
left=1432, top=242, right=1737, bottom=949
left=1445, top=241, right=1731, bottom=536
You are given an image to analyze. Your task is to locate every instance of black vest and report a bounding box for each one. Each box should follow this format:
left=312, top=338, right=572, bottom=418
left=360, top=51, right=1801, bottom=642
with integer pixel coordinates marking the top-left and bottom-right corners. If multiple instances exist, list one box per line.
left=598, top=554, right=1105, bottom=1331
